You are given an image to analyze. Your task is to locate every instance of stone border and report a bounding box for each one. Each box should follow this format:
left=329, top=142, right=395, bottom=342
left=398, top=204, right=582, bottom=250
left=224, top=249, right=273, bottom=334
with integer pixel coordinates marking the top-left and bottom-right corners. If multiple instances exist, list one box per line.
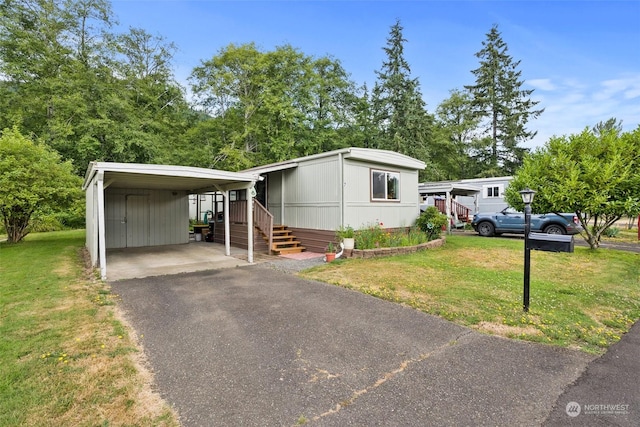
left=345, top=236, right=446, bottom=259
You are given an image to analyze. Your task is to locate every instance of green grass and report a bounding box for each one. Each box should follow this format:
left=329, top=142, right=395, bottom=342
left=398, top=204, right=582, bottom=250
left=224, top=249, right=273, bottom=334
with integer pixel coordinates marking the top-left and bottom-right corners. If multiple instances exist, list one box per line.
left=301, top=234, right=640, bottom=354
left=0, top=230, right=178, bottom=426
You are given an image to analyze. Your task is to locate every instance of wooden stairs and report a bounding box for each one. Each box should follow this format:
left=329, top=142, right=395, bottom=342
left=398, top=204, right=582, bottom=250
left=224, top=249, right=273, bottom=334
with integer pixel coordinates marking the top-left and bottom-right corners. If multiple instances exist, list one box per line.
left=267, top=225, right=305, bottom=255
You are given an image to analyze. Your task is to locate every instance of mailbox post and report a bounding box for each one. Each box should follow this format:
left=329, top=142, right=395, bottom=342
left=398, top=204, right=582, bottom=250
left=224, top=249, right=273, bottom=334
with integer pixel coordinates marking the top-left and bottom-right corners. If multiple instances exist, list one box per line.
left=519, top=188, right=536, bottom=312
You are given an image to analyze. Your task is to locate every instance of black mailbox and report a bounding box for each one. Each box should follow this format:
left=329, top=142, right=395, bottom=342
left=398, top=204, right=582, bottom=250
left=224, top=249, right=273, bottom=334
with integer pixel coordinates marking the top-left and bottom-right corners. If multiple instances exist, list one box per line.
left=528, top=232, right=574, bottom=253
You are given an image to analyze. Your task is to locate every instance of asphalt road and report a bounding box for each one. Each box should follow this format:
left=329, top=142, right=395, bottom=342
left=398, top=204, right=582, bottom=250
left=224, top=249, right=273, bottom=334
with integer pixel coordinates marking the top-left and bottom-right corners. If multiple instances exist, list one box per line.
left=110, top=266, right=616, bottom=426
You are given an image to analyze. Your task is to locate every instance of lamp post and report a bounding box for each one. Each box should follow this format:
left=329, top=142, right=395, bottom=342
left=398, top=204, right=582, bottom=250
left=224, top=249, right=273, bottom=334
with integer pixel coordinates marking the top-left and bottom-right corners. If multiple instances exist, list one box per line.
left=519, top=188, right=536, bottom=312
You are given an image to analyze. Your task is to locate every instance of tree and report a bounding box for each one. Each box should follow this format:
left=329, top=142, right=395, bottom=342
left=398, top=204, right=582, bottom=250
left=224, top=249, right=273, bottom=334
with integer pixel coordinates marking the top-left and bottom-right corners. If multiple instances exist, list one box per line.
left=433, top=89, right=480, bottom=179
left=0, top=0, right=192, bottom=174
left=190, top=43, right=358, bottom=168
left=372, top=20, right=433, bottom=165
left=465, top=25, right=543, bottom=176
left=0, top=127, right=82, bottom=242
left=504, top=123, right=640, bottom=249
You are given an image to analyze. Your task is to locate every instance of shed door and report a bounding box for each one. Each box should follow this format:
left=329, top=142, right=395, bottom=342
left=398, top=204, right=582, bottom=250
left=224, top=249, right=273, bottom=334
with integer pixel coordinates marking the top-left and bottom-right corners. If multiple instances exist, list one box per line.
left=126, top=195, right=150, bottom=247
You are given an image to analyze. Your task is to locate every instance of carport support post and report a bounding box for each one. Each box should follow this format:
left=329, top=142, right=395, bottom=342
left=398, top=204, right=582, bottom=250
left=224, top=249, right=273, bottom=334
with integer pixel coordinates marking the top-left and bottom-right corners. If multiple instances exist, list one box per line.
left=247, top=190, right=254, bottom=263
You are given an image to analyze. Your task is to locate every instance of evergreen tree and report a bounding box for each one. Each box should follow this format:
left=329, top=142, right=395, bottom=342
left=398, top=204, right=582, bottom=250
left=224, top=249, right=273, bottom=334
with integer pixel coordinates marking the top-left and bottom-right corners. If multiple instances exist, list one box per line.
left=372, top=20, right=432, bottom=164
left=464, top=24, right=543, bottom=176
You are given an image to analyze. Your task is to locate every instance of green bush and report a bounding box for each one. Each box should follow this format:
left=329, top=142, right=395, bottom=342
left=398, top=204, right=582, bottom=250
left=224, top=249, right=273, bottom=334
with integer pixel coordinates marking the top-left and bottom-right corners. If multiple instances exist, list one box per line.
left=603, top=227, right=620, bottom=238
left=415, top=206, right=448, bottom=240
left=353, top=223, right=429, bottom=250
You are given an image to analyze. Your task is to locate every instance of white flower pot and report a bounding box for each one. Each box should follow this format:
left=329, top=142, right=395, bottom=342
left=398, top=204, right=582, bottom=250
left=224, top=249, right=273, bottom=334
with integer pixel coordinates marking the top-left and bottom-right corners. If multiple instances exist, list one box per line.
left=342, top=237, right=355, bottom=250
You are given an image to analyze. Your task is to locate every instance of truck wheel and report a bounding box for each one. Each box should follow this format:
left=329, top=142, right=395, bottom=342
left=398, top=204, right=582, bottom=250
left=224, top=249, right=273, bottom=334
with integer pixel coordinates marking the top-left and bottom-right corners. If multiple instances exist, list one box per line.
left=544, top=224, right=566, bottom=234
left=477, top=221, right=495, bottom=237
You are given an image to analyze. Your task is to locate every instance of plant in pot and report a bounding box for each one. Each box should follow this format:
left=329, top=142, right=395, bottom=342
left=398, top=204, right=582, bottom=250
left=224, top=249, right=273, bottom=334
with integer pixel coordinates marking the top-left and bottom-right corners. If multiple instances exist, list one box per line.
left=325, top=242, right=336, bottom=262
left=336, top=225, right=355, bottom=250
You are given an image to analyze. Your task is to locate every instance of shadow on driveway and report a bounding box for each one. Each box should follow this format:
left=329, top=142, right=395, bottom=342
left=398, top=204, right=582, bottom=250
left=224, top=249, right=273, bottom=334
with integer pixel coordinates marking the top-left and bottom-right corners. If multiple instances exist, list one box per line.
left=110, top=266, right=603, bottom=426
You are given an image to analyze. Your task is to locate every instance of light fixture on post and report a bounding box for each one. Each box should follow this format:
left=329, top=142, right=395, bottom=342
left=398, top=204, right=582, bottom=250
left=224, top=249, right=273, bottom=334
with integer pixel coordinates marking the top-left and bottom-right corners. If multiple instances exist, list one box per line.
left=519, top=188, right=536, bottom=312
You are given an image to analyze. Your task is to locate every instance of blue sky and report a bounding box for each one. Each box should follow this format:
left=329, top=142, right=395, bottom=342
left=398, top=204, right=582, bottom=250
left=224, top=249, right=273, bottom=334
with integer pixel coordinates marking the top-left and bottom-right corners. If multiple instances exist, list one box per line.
left=110, top=0, right=640, bottom=148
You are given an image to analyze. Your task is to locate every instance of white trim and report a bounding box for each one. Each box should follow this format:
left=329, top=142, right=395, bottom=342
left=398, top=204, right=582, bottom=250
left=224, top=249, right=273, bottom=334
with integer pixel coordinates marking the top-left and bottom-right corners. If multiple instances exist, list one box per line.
left=96, top=171, right=107, bottom=280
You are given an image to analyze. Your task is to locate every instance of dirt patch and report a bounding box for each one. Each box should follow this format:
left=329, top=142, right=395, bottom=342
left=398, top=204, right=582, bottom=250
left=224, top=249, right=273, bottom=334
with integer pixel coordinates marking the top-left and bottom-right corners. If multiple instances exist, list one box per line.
left=476, top=321, right=543, bottom=337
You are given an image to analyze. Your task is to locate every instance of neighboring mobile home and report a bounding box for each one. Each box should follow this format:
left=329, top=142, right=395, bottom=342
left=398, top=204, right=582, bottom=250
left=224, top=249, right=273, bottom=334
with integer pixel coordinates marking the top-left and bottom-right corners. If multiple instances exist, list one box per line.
left=419, top=176, right=513, bottom=230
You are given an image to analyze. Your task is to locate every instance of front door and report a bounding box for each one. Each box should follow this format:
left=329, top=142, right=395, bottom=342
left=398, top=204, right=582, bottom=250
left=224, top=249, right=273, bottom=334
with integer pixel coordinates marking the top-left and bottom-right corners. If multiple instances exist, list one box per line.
left=255, top=176, right=267, bottom=207
left=126, top=195, right=150, bottom=247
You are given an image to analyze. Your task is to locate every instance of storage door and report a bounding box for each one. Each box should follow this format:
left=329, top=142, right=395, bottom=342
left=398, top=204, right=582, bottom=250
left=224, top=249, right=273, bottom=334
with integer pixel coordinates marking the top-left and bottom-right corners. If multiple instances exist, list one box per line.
left=126, top=195, right=150, bottom=247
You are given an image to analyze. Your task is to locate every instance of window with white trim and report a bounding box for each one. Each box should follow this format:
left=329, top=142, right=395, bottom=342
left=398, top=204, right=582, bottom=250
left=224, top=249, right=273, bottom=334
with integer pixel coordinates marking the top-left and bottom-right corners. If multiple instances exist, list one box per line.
left=483, top=184, right=504, bottom=198
left=371, top=169, right=400, bottom=201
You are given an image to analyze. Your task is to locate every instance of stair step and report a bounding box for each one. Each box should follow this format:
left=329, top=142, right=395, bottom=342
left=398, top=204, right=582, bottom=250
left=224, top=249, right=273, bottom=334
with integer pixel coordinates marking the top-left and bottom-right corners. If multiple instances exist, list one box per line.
left=275, top=246, right=306, bottom=255
left=272, top=241, right=302, bottom=248
left=272, top=235, right=295, bottom=241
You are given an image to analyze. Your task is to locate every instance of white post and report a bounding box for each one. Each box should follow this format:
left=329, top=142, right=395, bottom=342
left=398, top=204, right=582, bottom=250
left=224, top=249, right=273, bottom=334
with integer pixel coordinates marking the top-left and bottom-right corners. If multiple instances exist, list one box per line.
left=223, top=190, right=230, bottom=256
left=247, top=189, right=254, bottom=263
left=96, top=171, right=107, bottom=280
left=445, top=190, right=452, bottom=234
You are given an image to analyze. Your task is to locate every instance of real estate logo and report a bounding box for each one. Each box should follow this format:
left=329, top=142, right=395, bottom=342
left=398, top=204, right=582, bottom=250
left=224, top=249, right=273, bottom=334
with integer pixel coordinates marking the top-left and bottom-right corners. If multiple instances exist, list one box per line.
left=566, top=401, right=581, bottom=417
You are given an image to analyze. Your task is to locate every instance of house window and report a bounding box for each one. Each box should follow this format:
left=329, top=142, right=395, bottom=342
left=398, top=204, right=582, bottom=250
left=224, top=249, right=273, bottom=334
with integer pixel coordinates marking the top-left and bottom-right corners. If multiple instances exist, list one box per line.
left=483, top=184, right=504, bottom=198
left=371, top=169, right=400, bottom=201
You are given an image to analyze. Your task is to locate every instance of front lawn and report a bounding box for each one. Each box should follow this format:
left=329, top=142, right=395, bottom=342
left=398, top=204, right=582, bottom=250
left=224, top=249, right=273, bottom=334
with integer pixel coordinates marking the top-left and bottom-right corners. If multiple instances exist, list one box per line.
left=300, top=234, right=640, bottom=354
left=0, top=231, right=178, bottom=426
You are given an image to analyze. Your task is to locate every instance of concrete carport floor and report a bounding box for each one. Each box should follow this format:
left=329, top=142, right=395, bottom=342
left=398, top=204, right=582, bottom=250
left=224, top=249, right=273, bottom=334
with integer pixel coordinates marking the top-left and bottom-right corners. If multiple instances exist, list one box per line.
left=111, top=265, right=601, bottom=426
left=106, top=242, right=276, bottom=281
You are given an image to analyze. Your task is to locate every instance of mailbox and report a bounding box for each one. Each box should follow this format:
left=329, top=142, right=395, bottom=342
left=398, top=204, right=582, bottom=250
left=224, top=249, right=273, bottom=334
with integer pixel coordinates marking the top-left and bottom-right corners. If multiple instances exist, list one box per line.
left=528, top=232, right=574, bottom=253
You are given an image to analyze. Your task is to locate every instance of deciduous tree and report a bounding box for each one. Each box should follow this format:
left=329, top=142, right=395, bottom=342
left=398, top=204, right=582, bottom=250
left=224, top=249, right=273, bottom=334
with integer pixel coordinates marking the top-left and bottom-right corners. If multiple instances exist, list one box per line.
left=0, top=127, right=82, bottom=242
left=504, top=123, right=640, bottom=249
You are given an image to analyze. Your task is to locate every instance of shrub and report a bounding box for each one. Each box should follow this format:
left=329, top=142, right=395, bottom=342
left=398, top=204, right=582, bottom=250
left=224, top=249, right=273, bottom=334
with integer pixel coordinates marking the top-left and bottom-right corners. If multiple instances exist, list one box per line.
left=353, top=223, right=430, bottom=250
left=603, top=227, right=620, bottom=238
left=336, top=225, right=355, bottom=239
left=415, top=206, right=448, bottom=240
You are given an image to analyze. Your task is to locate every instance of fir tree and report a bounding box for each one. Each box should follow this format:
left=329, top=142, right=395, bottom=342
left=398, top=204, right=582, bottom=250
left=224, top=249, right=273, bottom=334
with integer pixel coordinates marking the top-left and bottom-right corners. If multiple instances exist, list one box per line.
left=465, top=24, right=543, bottom=175
left=372, top=20, right=432, bottom=163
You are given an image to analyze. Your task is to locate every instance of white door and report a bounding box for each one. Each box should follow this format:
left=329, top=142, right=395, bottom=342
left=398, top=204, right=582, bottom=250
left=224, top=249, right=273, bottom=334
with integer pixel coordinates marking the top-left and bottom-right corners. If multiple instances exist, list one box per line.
left=126, top=195, right=150, bottom=247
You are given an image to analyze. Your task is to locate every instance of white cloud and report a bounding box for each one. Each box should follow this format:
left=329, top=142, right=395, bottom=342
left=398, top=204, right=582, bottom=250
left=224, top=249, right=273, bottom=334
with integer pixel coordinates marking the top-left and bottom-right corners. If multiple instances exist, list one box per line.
left=524, top=74, right=640, bottom=149
left=527, top=79, right=556, bottom=91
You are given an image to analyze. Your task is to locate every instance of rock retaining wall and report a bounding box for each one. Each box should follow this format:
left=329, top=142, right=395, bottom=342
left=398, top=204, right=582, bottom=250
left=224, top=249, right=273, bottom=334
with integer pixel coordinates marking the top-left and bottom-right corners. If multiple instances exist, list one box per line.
left=344, top=236, right=446, bottom=259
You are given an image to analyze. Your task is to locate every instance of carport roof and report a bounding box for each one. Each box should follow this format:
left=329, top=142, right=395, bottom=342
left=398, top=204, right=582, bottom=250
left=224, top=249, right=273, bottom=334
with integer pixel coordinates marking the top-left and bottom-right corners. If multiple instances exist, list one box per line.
left=418, top=181, right=480, bottom=197
left=83, top=162, right=262, bottom=193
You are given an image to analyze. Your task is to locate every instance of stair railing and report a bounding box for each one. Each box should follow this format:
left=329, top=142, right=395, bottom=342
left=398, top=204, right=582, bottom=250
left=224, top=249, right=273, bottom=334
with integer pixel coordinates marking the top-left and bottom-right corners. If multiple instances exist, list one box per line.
left=253, top=200, right=273, bottom=251
left=228, top=199, right=273, bottom=251
left=434, top=198, right=472, bottom=223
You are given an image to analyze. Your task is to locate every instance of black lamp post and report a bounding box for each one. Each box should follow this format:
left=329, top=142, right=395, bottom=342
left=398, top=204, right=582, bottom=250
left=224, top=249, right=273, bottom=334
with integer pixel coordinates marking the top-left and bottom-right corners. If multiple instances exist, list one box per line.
left=519, top=188, right=536, bottom=312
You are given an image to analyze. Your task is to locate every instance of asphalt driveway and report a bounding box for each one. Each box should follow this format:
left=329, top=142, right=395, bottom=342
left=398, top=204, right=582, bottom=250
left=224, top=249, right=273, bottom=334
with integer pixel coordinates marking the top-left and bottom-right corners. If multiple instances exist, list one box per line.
left=110, top=265, right=612, bottom=426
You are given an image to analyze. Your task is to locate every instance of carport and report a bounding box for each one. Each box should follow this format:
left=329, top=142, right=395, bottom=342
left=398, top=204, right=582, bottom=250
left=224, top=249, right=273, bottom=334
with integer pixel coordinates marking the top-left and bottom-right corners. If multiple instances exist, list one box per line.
left=83, top=162, right=262, bottom=280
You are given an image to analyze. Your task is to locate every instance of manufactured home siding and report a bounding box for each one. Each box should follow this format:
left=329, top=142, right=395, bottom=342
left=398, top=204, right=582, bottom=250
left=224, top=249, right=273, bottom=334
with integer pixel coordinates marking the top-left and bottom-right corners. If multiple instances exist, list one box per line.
left=343, top=159, right=421, bottom=229
left=267, top=171, right=283, bottom=224
left=274, top=157, right=341, bottom=230
left=458, top=177, right=512, bottom=212
left=105, top=188, right=189, bottom=249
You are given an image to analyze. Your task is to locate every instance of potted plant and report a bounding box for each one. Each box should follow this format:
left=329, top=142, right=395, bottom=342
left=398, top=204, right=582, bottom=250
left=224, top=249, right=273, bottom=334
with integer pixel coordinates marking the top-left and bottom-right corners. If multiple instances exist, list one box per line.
left=325, top=242, right=336, bottom=262
left=336, top=225, right=355, bottom=250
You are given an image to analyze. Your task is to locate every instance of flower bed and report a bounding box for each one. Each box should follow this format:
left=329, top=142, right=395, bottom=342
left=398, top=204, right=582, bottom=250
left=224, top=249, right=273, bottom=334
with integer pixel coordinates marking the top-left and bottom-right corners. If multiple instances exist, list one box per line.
left=346, top=236, right=445, bottom=259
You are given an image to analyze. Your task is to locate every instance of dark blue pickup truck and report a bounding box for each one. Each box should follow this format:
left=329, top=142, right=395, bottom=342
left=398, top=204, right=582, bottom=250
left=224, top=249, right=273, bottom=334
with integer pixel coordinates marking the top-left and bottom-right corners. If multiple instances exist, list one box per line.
left=471, top=208, right=582, bottom=237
